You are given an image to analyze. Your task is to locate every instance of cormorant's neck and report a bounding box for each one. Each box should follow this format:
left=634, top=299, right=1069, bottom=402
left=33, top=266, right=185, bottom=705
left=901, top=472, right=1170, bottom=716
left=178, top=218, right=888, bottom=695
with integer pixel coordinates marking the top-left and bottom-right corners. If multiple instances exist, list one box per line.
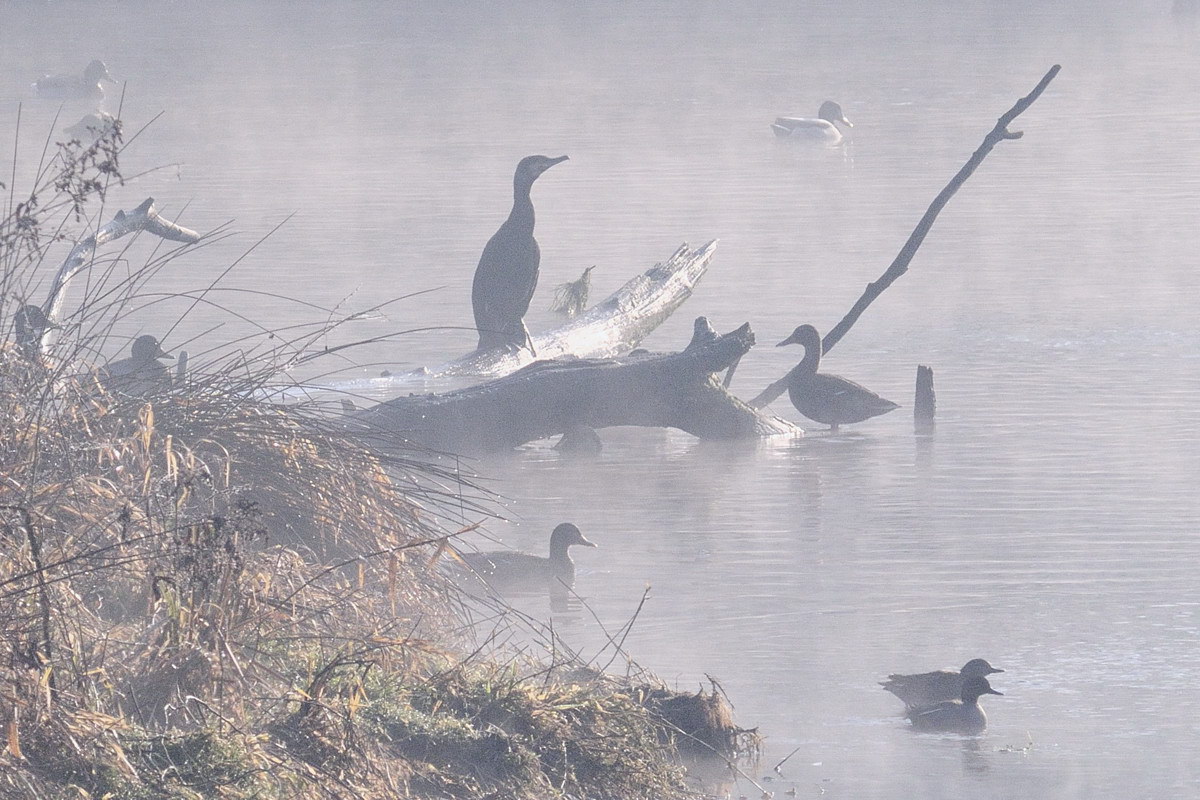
left=508, top=180, right=536, bottom=233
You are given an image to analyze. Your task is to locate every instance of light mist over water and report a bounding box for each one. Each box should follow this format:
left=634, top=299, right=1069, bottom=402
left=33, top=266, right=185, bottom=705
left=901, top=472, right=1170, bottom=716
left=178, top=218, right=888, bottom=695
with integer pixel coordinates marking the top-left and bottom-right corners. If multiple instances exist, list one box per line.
left=3, top=1, right=1200, bottom=796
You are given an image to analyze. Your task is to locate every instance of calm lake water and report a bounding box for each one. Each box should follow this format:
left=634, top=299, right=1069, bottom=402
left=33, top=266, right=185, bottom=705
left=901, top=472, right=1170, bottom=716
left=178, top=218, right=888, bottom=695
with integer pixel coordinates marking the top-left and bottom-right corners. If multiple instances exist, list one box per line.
left=4, top=1, right=1200, bottom=797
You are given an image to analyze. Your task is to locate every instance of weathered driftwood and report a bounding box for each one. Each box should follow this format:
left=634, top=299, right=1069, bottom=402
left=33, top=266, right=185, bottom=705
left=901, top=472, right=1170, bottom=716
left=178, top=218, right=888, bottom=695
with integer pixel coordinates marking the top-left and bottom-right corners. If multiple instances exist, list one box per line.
left=748, top=65, right=1061, bottom=409
left=323, top=241, right=717, bottom=396
left=350, top=317, right=797, bottom=452
left=39, top=197, right=200, bottom=351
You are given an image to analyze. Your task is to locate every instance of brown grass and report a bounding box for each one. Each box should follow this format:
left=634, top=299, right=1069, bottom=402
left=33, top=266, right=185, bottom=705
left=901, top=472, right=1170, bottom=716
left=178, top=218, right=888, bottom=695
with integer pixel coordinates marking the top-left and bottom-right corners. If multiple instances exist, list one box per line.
left=0, top=115, right=753, bottom=800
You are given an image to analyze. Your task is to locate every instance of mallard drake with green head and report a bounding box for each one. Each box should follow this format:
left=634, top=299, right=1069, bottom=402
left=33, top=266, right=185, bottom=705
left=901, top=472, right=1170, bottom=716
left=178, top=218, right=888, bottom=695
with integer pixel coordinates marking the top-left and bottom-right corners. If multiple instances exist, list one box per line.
left=771, top=100, right=853, bottom=143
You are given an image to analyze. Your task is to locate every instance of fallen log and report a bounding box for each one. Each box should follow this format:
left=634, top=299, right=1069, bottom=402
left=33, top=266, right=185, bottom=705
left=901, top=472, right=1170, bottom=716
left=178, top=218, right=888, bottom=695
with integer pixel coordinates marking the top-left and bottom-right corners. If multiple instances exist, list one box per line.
left=350, top=317, right=797, bottom=452
left=320, top=240, right=717, bottom=396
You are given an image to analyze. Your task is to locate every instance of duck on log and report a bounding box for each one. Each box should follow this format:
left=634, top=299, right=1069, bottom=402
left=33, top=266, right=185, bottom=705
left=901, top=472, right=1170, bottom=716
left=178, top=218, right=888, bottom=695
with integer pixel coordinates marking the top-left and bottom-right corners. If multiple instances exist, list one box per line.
left=350, top=317, right=797, bottom=453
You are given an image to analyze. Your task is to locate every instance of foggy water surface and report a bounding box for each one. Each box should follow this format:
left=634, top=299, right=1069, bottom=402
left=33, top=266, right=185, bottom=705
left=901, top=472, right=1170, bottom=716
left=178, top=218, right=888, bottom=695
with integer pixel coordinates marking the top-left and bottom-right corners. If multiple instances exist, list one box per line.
left=3, top=1, right=1200, bottom=797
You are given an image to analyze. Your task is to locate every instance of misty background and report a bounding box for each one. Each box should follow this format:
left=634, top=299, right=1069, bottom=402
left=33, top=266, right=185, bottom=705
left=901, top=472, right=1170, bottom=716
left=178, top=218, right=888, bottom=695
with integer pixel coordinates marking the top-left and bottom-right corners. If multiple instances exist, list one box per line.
left=3, top=1, right=1199, bottom=797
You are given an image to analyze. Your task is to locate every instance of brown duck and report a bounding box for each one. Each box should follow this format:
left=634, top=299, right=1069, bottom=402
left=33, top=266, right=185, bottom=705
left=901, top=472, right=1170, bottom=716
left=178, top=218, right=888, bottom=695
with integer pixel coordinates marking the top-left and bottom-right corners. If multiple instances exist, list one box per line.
left=775, top=324, right=898, bottom=430
left=881, top=657, right=1004, bottom=710
left=100, top=335, right=174, bottom=396
left=906, top=675, right=1003, bottom=735
left=460, top=522, right=595, bottom=592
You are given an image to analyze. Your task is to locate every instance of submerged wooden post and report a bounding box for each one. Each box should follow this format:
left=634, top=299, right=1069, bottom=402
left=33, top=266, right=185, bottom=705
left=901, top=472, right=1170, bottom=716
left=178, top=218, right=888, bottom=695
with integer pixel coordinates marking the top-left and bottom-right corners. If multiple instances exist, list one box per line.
left=914, top=364, right=935, bottom=432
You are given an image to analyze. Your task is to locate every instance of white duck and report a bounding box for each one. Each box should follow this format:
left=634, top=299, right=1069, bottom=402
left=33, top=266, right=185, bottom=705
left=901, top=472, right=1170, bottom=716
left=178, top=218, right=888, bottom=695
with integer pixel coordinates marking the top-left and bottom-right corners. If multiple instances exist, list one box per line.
left=771, top=100, right=853, bottom=143
left=35, top=60, right=115, bottom=101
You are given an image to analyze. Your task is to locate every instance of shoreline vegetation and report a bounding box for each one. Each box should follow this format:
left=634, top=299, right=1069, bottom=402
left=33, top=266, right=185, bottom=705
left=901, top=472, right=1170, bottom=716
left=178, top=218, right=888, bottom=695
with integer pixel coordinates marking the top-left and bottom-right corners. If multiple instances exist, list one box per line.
left=0, top=119, right=757, bottom=798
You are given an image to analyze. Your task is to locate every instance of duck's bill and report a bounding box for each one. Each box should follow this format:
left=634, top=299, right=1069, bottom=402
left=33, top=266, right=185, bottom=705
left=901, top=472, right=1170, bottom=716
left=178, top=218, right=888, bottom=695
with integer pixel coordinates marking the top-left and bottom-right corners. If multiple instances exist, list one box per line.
left=579, top=535, right=598, bottom=548
left=841, top=117, right=854, bottom=128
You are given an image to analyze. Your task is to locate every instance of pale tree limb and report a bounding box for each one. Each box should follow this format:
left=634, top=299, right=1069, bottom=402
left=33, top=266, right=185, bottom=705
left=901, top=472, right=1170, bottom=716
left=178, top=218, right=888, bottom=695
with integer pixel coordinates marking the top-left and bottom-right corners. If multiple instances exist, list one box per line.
left=39, top=196, right=200, bottom=350
left=749, top=64, right=1061, bottom=409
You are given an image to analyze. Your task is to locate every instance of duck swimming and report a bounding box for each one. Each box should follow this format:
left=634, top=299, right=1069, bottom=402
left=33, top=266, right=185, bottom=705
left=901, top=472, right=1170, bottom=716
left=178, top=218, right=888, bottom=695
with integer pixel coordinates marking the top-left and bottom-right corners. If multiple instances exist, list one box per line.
left=35, top=60, right=115, bottom=101
left=881, top=658, right=1004, bottom=710
left=771, top=100, right=853, bottom=143
left=907, top=676, right=1003, bottom=735
left=773, top=324, right=898, bottom=430
left=100, top=335, right=174, bottom=396
left=459, top=522, right=595, bottom=592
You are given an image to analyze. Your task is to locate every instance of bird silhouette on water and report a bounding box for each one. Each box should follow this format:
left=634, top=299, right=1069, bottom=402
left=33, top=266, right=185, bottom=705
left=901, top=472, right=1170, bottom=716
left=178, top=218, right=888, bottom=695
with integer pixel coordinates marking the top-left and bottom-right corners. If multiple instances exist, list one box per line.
left=35, top=60, right=115, bottom=101
left=774, top=324, right=898, bottom=430
left=472, top=154, right=568, bottom=355
left=881, top=658, right=1004, bottom=710
left=459, top=522, right=595, bottom=593
left=101, top=335, right=174, bottom=396
left=906, top=675, right=1003, bottom=735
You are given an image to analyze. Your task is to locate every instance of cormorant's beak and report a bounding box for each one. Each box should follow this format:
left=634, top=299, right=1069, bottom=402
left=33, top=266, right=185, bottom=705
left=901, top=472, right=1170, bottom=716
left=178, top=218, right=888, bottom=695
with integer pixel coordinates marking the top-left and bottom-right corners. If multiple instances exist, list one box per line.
left=986, top=687, right=1004, bottom=696
left=776, top=335, right=796, bottom=347
left=578, top=534, right=597, bottom=548
left=548, top=155, right=569, bottom=167
left=988, top=668, right=1005, bottom=674
left=156, top=347, right=175, bottom=361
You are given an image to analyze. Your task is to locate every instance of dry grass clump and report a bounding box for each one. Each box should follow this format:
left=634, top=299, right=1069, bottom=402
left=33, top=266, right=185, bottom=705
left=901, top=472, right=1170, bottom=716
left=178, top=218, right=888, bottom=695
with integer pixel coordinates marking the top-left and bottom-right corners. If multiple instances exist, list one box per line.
left=0, top=118, right=751, bottom=800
